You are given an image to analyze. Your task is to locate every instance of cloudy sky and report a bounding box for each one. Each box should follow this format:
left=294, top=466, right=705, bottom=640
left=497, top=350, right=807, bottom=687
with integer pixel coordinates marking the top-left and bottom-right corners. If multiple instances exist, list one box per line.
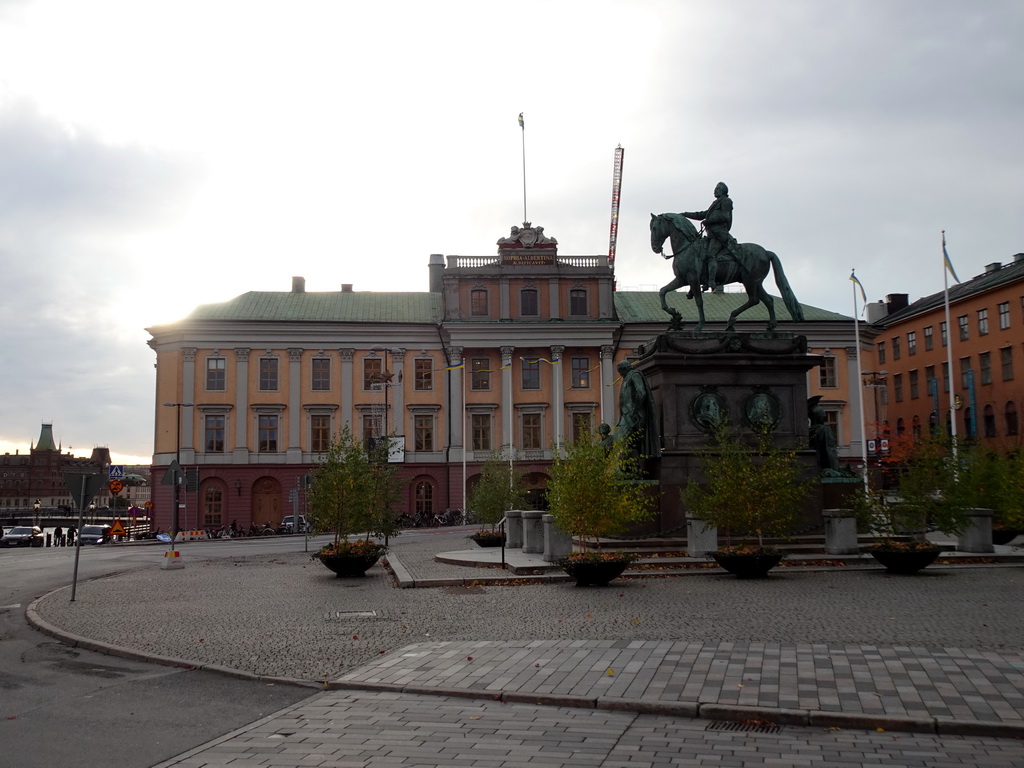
left=0, top=0, right=1021, bottom=464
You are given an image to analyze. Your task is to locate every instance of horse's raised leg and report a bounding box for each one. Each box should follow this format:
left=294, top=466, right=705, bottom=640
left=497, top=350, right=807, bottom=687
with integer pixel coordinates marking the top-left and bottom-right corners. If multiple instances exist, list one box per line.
left=659, top=277, right=686, bottom=329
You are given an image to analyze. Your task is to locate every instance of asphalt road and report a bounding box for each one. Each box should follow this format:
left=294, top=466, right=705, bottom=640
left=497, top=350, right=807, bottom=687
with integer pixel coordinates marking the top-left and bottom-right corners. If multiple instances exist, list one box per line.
left=0, top=537, right=321, bottom=768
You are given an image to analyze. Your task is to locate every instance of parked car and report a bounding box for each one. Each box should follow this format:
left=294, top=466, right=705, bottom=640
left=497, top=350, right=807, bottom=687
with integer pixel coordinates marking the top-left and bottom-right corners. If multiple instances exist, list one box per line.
left=281, top=515, right=309, bottom=534
left=1, top=526, right=45, bottom=547
left=78, top=525, right=112, bottom=545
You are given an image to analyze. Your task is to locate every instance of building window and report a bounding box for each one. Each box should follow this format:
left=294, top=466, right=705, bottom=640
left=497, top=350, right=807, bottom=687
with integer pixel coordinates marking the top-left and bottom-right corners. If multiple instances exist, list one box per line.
left=414, top=358, right=433, bottom=391
left=521, top=289, right=539, bottom=316
left=471, top=414, right=491, bottom=451
left=572, top=412, right=593, bottom=442
left=896, top=417, right=906, bottom=436
left=1001, top=347, right=1013, bottom=381
left=819, top=357, right=837, bottom=388
left=571, top=357, right=591, bottom=388
left=521, top=358, right=541, bottom=390
left=978, top=308, right=989, bottom=336
left=363, top=357, right=384, bottom=390
left=258, top=415, right=278, bottom=452
left=960, top=356, right=972, bottom=389
left=963, top=407, right=973, bottom=438
left=940, top=321, right=948, bottom=347
left=569, top=289, right=588, bottom=315
left=958, top=315, right=969, bottom=341
left=415, top=481, right=433, bottom=517
left=983, top=404, right=997, bottom=438
left=414, top=415, right=434, bottom=452
left=311, top=415, right=330, bottom=452
left=205, top=415, right=225, bottom=453
left=1006, top=402, right=1019, bottom=436
left=206, top=358, right=226, bottom=391
left=942, top=362, right=950, bottom=393
left=471, top=357, right=491, bottom=390
left=923, top=326, right=933, bottom=351
left=912, top=415, right=922, bottom=438
left=311, top=358, right=331, bottom=391
left=259, top=358, right=278, bottom=391
left=998, top=301, right=1010, bottom=330
left=362, top=414, right=382, bottom=445
left=893, top=373, right=903, bottom=403
left=203, top=486, right=223, bottom=527
left=877, top=341, right=886, bottom=364
left=907, top=331, right=917, bottom=356
left=925, top=365, right=936, bottom=397
left=471, top=289, right=488, bottom=316
left=891, top=337, right=902, bottom=360
left=909, top=369, right=919, bottom=399
left=522, top=412, right=542, bottom=450
left=979, top=351, right=992, bottom=385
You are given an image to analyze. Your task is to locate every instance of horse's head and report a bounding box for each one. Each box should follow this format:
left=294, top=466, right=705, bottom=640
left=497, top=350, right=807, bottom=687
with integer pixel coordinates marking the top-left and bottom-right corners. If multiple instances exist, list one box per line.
left=650, top=212, right=699, bottom=255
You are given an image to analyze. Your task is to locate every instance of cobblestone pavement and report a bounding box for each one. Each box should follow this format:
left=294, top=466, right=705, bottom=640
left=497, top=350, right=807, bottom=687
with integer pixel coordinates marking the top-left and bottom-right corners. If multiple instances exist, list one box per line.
left=30, top=530, right=1024, bottom=766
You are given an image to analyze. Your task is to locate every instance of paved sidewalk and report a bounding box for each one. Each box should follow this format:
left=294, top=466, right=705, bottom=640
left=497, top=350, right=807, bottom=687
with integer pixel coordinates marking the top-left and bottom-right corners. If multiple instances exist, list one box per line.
left=27, top=530, right=1024, bottom=766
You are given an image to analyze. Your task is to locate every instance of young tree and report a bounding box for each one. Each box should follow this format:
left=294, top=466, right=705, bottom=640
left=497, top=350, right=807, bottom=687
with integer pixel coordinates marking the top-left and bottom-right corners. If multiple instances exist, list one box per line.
left=467, top=453, right=525, bottom=535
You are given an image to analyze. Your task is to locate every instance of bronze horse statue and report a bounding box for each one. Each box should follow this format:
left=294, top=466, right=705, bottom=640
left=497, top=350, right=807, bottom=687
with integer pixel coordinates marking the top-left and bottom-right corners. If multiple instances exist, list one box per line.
left=650, top=212, right=804, bottom=332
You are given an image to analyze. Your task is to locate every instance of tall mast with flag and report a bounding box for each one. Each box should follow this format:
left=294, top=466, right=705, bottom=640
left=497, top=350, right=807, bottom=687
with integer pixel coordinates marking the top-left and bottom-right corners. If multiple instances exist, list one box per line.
left=849, top=269, right=869, bottom=489
left=942, top=230, right=960, bottom=445
left=518, top=112, right=527, bottom=224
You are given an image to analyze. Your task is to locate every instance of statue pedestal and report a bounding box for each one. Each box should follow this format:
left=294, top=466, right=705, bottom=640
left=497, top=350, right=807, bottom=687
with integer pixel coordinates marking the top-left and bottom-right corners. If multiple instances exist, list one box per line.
left=637, top=331, right=821, bottom=533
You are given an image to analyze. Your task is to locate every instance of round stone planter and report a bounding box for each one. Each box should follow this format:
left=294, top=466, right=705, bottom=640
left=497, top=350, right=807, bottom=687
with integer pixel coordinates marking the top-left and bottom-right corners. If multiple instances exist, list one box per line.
left=313, top=550, right=384, bottom=577
left=711, top=550, right=784, bottom=579
left=869, top=546, right=941, bottom=575
left=559, top=557, right=631, bottom=587
left=469, top=532, right=506, bottom=548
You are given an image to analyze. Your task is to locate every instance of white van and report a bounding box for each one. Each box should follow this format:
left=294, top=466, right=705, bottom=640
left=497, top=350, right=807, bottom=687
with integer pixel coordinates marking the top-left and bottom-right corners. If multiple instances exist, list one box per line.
left=281, top=515, right=309, bottom=533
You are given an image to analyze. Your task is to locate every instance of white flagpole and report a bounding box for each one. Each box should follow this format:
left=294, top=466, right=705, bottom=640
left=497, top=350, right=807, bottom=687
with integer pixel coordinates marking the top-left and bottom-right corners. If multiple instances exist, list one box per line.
left=942, top=230, right=958, bottom=455
left=852, top=276, right=869, bottom=490
left=462, top=362, right=468, bottom=518
left=519, top=112, right=527, bottom=224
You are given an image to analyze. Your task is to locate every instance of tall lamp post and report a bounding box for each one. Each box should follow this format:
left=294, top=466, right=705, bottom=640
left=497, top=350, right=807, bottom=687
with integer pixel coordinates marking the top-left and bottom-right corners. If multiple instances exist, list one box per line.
left=163, top=401, right=194, bottom=545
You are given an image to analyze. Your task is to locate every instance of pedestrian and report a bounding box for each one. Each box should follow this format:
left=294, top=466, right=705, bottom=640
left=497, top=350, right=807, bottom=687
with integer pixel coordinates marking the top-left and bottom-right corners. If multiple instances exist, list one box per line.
left=54, top=526, right=64, bottom=547
left=67, top=525, right=76, bottom=546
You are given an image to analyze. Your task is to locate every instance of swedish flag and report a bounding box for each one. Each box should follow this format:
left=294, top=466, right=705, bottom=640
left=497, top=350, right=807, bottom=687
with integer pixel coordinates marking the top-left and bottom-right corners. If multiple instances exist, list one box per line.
left=942, top=231, right=960, bottom=283
left=849, top=270, right=866, bottom=303
left=518, top=112, right=524, bottom=129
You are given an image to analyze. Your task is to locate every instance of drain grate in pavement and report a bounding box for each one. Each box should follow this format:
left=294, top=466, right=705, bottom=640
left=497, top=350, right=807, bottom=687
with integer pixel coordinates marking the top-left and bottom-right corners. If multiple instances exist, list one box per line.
left=327, top=610, right=379, bottom=620
left=706, top=720, right=783, bottom=734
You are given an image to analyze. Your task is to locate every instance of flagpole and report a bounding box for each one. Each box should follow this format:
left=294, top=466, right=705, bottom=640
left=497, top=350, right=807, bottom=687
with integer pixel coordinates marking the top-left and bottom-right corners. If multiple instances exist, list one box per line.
left=852, top=274, right=869, bottom=490
left=942, top=230, right=958, bottom=455
left=462, top=359, right=468, bottom=519
left=519, top=112, right=527, bottom=223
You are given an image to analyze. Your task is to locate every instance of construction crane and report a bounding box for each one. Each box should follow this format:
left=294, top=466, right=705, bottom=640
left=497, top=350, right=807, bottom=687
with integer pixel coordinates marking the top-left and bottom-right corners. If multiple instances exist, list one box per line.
left=608, top=145, right=624, bottom=265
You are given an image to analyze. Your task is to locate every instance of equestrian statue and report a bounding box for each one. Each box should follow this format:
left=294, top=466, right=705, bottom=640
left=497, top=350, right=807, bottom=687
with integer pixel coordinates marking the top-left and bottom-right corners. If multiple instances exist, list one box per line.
left=650, top=182, right=804, bottom=333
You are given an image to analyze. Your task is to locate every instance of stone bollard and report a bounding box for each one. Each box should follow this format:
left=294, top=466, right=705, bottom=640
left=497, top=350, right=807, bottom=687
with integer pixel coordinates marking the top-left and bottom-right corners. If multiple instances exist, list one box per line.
left=958, top=508, right=995, bottom=553
left=542, top=514, right=572, bottom=562
left=823, top=509, right=860, bottom=554
left=686, top=515, right=718, bottom=558
left=521, top=510, right=545, bottom=554
left=505, top=510, right=523, bottom=549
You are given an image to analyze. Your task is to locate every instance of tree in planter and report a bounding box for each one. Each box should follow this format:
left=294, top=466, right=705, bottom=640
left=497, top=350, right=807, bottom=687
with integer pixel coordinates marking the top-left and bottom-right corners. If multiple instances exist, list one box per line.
left=683, top=424, right=813, bottom=555
left=466, top=453, right=525, bottom=544
left=307, top=427, right=402, bottom=558
left=546, top=431, right=655, bottom=563
left=852, top=434, right=970, bottom=552
left=948, top=442, right=1024, bottom=542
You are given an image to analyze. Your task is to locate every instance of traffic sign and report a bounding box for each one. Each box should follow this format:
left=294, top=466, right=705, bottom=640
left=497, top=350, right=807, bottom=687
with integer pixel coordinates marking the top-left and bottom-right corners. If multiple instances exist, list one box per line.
left=109, top=519, right=127, bottom=536
left=109, top=479, right=124, bottom=495
left=109, top=465, right=125, bottom=479
left=129, top=506, right=141, bottom=517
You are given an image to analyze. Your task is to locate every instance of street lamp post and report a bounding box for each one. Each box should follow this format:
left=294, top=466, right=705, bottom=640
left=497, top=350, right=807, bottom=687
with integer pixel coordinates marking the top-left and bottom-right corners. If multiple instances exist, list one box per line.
left=163, top=401, right=194, bottom=546
left=368, top=346, right=401, bottom=453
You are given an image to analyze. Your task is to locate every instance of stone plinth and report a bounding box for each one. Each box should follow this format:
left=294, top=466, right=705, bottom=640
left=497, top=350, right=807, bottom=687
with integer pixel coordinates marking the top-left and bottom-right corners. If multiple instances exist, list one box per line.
left=521, top=511, right=545, bottom=554
left=823, top=508, right=859, bottom=554
left=542, top=514, right=572, bottom=562
left=958, top=508, right=995, bottom=553
left=505, top=510, right=523, bottom=549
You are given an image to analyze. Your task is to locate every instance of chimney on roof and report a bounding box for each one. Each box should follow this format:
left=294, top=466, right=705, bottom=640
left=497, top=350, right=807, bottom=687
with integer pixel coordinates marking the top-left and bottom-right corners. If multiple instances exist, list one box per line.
left=292, top=276, right=305, bottom=293
left=985, top=262, right=1002, bottom=274
left=885, top=293, right=909, bottom=314
left=1014, top=253, right=1024, bottom=263
left=428, top=253, right=444, bottom=293
left=341, top=283, right=353, bottom=292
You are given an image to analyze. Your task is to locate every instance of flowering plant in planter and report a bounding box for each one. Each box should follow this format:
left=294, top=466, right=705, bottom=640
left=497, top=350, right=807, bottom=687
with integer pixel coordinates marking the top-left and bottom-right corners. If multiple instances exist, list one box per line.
left=683, top=424, right=812, bottom=560
left=466, top=452, right=524, bottom=546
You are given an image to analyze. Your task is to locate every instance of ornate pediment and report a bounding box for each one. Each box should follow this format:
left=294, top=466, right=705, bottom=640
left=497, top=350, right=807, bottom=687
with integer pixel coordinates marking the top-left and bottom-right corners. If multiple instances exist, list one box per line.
left=497, top=222, right=558, bottom=264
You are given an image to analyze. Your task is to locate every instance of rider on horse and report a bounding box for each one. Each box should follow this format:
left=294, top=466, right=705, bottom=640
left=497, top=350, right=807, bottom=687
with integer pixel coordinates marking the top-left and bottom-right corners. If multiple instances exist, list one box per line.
left=682, top=182, right=742, bottom=293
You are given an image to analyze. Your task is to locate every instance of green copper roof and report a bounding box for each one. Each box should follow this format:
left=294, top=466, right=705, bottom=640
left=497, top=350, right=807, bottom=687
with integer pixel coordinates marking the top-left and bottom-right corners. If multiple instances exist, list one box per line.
left=613, top=291, right=850, bottom=323
left=186, top=292, right=444, bottom=324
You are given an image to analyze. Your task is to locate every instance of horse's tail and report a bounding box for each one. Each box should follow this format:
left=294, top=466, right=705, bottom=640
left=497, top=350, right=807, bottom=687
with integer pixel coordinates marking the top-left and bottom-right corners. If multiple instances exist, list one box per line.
left=769, top=252, right=804, bottom=321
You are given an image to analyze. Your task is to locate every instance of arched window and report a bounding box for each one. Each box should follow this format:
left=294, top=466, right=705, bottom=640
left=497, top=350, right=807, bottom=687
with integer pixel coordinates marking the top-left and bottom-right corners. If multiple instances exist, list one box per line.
left=896, top=417, right=906, bottom=436
left=415, top=481, right=433, bottom=517
left=912, top=415, right=921, bottom=438
left=1006, top=402, right=1019, bottom=436
left=983, top=404, right=997, bottom=438
left=203, top=485, right=223, bottom=528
